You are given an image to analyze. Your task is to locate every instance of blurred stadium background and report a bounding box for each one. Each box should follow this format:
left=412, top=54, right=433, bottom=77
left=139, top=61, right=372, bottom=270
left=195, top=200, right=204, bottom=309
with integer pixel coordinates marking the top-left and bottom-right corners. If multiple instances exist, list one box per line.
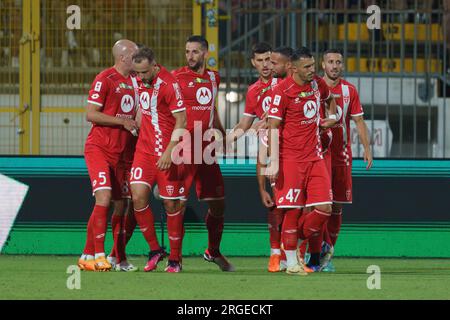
left=0, top=0, right=449, bottom=259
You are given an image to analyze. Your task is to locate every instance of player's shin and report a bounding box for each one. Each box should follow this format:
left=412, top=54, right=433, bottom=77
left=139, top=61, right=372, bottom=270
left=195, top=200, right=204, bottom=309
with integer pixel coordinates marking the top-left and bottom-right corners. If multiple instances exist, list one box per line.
left=281, top=209, right=301, bottom=267
left=134, top=205, right=160, bottom=251
left=166, top=208, right=184, bottom=262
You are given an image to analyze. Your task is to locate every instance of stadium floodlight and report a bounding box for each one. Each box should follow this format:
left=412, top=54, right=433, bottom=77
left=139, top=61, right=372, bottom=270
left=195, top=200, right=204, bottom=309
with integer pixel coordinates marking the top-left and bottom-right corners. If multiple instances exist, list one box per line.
left=0, top=174, right=29, bottom=252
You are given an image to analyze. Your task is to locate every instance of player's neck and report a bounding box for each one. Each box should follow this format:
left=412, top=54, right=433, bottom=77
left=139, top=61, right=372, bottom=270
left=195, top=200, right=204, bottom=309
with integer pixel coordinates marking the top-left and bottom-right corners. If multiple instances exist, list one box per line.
left=293, top=74, right=309, bottom=87
left=324, top=74, right=341, bottom=88
left=260, top=75, right=271, bottom=84
left=114, top=64, right=130, bottom=78
left=190, top=64, right=206, bottom=75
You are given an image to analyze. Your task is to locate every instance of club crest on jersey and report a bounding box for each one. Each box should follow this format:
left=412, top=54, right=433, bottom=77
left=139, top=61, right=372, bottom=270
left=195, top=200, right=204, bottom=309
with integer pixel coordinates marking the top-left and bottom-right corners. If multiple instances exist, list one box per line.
left=303, top=100, right=317, bottom=119
left=346, top=190, right=351, bottom=200
left=140, top=92, right=150, bottom=110
left=343, top=95, right=350, bottom=104
left=262, top=96, right=272, bottom=112
left=121, top=94, right=134, bottom=113
left=196, top=87, right=212, bottom=105
left=166, top=185, right=174, bottom=196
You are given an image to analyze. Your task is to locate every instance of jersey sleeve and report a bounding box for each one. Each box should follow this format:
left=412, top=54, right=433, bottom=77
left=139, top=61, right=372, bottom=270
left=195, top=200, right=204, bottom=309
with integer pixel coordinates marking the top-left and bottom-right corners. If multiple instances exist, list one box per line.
left=267, top=87, right=285, bottom=121
left=243, top=87, right=257, bottom=118
left=350, top=86, right=364, bottom=116
left=87, top=74, right=109, bottom=108
left=166, top=81, right=186, bottom=113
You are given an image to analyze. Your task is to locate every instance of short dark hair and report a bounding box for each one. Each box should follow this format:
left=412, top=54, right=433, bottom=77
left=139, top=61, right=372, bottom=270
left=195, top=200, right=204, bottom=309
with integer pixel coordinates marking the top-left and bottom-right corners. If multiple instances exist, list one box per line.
left=251, top=42, right=272, bottom=58
left=291, top=47, right=313, bottom=62
left=272, top=46, right=294, bottom=60
left=132, top=46, right=155, bottom=64
left=323, top=48, right=344, bottom=58
left=186, top=35, right=208, bottom=50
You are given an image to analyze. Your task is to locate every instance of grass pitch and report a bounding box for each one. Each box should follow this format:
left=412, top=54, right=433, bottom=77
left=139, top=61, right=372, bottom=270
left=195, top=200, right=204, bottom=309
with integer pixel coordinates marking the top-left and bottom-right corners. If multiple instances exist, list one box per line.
left=0, top=256, right=449, bottom=300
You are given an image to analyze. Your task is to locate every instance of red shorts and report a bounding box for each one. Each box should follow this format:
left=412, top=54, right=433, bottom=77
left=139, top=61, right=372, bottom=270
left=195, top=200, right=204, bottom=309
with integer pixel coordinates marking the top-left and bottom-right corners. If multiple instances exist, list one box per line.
left=130, top=151, right=184, bottom=200
left=323, top=149, right=332, bottom=177
left=182, top=162, right=225, bottom=201
left=84, top=145, right=124, bottom=200
left=273, top=159, right=332, bottom=208
left=332, top=165, right=352, bottom=203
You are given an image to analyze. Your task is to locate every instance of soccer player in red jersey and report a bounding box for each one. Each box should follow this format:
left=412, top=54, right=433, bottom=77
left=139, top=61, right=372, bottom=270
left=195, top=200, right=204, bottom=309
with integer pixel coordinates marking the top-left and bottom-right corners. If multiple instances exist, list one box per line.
left=267, top=47, right=337, bottom=275
left=78, top=39, right=139, bottom=272
left=129, top=47, right=187, bottom=273
left=172, top=35, right=234, bottom=272
left=316, top=49, right=373, bottom=271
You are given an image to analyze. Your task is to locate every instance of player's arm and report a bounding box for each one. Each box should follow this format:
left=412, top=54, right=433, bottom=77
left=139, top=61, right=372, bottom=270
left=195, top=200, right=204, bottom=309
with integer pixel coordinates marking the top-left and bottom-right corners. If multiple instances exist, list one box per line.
left=226, top=115, right=255, bottom=144
left=135, top=108, right=142, bottom=129
left=156, top=110, right=187, bottom=171
left=266, top=117, right=281, bottom=183
left=320, top=94, right=338, bottom=129
left=257, top=148, right=274, bottom=208
left=353, top=115, right=373, bottom=170
left=86, top=103, right=138, bottom=134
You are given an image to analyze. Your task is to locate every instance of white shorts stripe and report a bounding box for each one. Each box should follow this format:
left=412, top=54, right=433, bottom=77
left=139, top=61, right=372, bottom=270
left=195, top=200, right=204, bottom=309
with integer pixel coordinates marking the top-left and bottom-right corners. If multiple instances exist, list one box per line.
left=268, top=115, right=283, bottom=121
left=305, top=201, right=333, bottom=208
left=129, top=181, right=152, bottom=189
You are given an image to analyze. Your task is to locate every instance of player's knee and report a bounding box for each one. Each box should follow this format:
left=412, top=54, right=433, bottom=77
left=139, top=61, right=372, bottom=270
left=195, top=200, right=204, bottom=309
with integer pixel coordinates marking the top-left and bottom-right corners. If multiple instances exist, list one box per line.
left=94, top=190, right=112, bottom=206
left=131, top=190, right=148, bottom=208
left=315, top=204, right=332, bottom=213
left=208, top=199, right=225, bottom=217
left=332, top=203, right=342, bottom=214
left=163, top=199, right=181, bottom=213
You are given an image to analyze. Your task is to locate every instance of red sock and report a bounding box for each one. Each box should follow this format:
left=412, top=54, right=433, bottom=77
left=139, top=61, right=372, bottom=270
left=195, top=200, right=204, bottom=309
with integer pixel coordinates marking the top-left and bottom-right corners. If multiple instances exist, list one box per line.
left=327, top=210, right=342, bottom=246
left=205, top=210, right=224, bottom=257
left=308, top=224, right=324, bottom=254
left=123, top=210, right=137, bottom=246
left=322, top=222, right=332, bottom=246
left=83, top=214, right=95, bottom=256
left=111, top=214, right=126, bottom=263
left=302, top=209, right=331, bottom=240
left=281, top=209, right=300, bottom=251
left=166, top=209, right=184, bottom=262
left=92, top=204, right=109, bottom=254
left=134, top=205, right=160, bottom=251
left=268, top=207, right=284, bottom=249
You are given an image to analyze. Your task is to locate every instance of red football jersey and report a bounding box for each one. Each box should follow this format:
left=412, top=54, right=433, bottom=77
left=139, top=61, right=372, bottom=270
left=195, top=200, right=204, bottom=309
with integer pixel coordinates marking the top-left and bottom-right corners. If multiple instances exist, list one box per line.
left=136, top=65, right=186, bottom=157
left=85, top=67, right=139, bottom=155
left=328, top=78, right=364, bottom=167
left=172, top=66, right=220, bottom=132
left=244, top=77, right=280, bottom=120
left=268, top=75, right=331, bottom=162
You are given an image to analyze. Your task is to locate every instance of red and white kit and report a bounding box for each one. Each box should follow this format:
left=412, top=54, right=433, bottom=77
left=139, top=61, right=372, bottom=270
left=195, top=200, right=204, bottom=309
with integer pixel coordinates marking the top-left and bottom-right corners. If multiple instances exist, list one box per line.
left=172, top=66, right=224, bottom=201
left=84, top=66, right=139, bottom=200
left=328, top=78, right=364, bottom=203
left=130, top=65, right=186, bottom=200
left=268, top=75, right=333, bottom=208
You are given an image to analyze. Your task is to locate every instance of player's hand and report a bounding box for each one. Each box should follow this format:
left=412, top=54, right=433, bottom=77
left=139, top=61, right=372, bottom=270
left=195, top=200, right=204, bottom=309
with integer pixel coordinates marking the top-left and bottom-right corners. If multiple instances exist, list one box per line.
left=259, top=189, right=274, bottom=208
left=319, top=118, right=337, bottom=129
left=364, top=148, right=373, bottom=170
left=123, top=119, right=139, bottom=136
left=157, top=150, right=172, bottom=171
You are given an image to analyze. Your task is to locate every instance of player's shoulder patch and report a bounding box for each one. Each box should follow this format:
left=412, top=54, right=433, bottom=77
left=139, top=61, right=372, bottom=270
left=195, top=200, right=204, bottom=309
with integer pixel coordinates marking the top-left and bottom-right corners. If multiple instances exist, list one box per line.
left=273, top=94, right=282, bottom=106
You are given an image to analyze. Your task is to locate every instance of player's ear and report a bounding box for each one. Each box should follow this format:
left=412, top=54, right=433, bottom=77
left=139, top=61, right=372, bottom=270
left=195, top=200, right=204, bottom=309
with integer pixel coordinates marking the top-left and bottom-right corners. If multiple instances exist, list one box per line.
left=251, top=58, right=256, bottom=68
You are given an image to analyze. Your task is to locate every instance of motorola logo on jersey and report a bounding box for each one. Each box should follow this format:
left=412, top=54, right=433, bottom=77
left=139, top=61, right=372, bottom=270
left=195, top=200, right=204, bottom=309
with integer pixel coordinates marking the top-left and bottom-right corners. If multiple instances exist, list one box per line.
left=140, top=92, right=150, bottom=110
left=262, top=96, right=272, bottom=113
left=336, top=105, right=343, bottom=121
left=121, top=94, right=134, bottom=113
left=196, top=87, right=212, bottom=105
left=303, top=100, right=318, bottom=119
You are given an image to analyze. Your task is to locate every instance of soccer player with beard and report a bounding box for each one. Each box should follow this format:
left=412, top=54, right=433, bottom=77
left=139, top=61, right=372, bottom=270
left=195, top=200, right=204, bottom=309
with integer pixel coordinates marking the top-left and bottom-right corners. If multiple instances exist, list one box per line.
left=78, top=39, right=139, bottom=272
left=315, top=49, right=372, bottom=271
left=129, top=47, right=187, bottom=273
left=266, top=47, right=337, bottom=275
left=172, top=35, right=234, bottom=272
